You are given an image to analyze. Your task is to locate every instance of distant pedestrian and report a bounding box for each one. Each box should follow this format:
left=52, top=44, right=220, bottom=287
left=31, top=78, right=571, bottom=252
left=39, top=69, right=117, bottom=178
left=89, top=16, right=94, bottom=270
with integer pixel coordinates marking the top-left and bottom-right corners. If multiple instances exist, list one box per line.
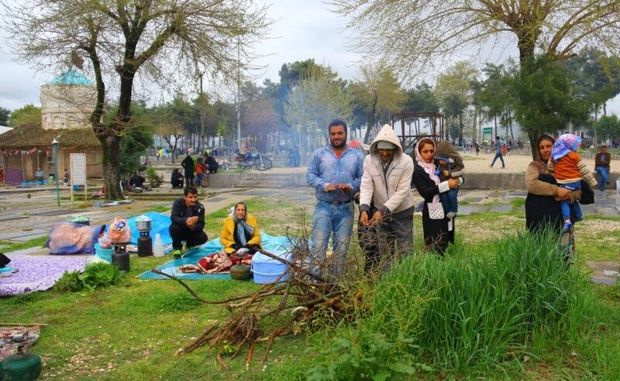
left=489, top=136, right=506, bottom=168
left=473, top=141, right=480, bottom=156
left=35, top=168, right=45, bottom=185
left=181, top=152, right=195, bottom=188
left=594, top=145, right=611, bottom=191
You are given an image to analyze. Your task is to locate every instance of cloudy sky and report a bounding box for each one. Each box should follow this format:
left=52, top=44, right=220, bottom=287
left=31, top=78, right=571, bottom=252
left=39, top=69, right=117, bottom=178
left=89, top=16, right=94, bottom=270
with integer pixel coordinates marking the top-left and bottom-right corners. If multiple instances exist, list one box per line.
left=1, top=0, right=619, bottom=115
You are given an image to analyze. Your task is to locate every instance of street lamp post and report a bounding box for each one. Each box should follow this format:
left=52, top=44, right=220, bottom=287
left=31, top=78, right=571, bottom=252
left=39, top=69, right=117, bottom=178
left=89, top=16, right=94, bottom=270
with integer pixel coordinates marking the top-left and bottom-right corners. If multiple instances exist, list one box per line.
left=51, top=138, right=60, bottom=207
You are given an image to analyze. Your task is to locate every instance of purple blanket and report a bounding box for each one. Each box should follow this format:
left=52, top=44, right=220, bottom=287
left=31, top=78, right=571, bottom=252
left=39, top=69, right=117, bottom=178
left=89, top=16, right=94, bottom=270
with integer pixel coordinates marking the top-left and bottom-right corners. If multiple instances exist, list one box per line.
left=0, top=255, right=89, bottom=296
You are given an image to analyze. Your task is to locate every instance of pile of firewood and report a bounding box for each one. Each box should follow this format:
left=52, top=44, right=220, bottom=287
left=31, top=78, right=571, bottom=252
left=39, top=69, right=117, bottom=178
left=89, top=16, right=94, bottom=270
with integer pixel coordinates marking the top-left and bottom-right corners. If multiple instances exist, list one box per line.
left=152, top=235, right=364, bottom=368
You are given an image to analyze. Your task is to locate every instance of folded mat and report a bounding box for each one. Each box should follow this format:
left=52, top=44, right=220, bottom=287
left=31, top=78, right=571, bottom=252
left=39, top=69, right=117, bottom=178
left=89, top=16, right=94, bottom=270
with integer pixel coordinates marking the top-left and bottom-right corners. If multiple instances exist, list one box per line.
left=139, top=232, right=292, bottom=280
left=0, top=255, right=89, bottom=296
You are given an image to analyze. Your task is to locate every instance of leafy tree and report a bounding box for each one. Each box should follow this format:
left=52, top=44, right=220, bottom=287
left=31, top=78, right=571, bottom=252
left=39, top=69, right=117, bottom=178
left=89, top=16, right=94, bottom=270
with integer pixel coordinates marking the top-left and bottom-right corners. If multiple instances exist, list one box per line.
left=434, top=61, right=478, bottom=145
left=5, top=0, right=268, bottom=199
left=348, top=64, right=405, bottom=142
left=510, top=55, right=590, bottom=154
left=8, top=104, right=41, bottom=128
left=565, top=49, right=620, bottom=119
left=404, top=83, right=439, bottom=113
left=593, top=115, right=620, bottom=142
left=285, top=75, right=352, bottom=157
left=151, top=96, right=198, bottom=163
left=474, top=63, right=515, bottom=141
left=0, top=107, right=10, bottom=125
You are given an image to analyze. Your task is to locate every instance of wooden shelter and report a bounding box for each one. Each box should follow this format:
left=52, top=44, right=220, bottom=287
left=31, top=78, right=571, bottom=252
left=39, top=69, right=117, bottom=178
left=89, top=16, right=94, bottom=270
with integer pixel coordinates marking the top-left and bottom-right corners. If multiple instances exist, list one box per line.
left=0, top=125, right=102, bottom=185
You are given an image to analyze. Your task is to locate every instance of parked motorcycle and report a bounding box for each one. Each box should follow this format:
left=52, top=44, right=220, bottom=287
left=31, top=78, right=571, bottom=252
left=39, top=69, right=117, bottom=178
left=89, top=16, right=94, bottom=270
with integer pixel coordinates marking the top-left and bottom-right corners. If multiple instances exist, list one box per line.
left=236, top=151, right=273, bottom=171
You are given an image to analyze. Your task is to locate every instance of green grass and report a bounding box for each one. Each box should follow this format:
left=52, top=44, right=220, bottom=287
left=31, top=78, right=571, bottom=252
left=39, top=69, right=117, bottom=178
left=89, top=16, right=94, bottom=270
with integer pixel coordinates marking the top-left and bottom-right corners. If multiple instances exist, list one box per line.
left=0, top=236, right=47, bottom=253
left=3, top=202, right=620, bottom=380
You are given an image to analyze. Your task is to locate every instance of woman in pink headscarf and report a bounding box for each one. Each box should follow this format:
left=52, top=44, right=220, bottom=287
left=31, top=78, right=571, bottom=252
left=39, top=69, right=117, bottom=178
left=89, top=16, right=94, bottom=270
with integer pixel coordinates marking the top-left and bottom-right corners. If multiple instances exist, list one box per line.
left=411, top=138, right=459, bottom=254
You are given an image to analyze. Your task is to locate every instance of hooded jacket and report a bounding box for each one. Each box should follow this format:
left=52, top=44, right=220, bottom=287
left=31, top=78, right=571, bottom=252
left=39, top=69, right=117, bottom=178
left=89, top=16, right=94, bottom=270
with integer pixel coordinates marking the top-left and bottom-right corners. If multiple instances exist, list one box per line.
left=359, top=124, right=415, bottom=216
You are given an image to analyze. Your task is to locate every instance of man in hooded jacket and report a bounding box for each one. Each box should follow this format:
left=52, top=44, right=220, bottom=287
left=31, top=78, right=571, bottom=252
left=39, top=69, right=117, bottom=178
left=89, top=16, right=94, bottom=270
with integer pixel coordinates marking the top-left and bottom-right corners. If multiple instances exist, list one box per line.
left=359, top=124, right=415, bottom=272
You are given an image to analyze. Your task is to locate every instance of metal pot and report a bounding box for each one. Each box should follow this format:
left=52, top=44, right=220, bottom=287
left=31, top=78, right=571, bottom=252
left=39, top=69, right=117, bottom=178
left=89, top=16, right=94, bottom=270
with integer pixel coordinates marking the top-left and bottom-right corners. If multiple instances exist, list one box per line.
left=229, top=264, right=252, bottom=281
left=135, top=217, right=152, bottom=232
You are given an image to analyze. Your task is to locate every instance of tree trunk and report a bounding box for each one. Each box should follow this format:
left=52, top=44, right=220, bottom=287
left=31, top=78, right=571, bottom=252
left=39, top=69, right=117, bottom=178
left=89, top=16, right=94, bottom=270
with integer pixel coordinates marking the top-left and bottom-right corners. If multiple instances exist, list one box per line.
left=458, top=113, right=463, bottom=146
left=528, top=129, right=539, bottom=161
left=493, top=115, right=497, bottom=139
left=101, top=134, right=123, bottom=200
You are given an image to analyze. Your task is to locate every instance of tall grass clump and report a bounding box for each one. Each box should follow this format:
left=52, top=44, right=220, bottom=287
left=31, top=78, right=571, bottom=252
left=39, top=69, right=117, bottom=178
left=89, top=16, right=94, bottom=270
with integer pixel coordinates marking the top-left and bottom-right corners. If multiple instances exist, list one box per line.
left=393, top=229, right=590, bottom=370
left=309, top=228, right=593, bottom=378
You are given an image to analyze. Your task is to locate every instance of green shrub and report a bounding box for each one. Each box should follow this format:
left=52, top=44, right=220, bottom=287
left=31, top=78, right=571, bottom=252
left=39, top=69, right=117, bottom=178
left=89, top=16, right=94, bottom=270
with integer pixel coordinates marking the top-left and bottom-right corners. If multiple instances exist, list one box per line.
left=55, top=262, right=124, bottom=292
left=146, top=167, right=162, bottom=188
left=307, top=325, right=430, bottom=381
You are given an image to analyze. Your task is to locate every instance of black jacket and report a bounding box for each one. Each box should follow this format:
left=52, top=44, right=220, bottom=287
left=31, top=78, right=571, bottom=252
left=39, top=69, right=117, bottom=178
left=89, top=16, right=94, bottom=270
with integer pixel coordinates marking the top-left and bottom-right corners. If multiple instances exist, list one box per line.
left=411, top=161, right=441, bottom=203
left=170, top=198, right=205, bottom=231
left=181, top=155, right=195, bottom=178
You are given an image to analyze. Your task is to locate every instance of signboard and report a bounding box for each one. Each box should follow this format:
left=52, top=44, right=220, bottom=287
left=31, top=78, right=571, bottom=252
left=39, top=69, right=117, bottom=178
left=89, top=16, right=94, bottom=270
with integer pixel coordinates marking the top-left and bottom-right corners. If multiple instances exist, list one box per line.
left=482, top=127, right=493, bottom=143
left=70, top=153, right=86, bottom=186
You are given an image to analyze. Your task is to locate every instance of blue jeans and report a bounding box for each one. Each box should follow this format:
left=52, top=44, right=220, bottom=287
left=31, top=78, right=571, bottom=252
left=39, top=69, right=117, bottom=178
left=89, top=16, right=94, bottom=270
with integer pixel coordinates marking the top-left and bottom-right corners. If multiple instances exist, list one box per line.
left=490, top=152, right=505, bottom=167
left=559, top=181, right=583, bottom=221
left=310, top=201, right=354, bottom=276
left=595, top=166, right=609, bottom=191
left=439, top=188, right=459, bottom=215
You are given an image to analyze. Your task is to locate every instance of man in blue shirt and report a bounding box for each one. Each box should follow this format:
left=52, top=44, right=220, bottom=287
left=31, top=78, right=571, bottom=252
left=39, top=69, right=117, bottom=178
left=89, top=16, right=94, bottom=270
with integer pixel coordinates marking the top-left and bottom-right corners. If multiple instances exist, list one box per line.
left=306, top=119, right=364, bottom=277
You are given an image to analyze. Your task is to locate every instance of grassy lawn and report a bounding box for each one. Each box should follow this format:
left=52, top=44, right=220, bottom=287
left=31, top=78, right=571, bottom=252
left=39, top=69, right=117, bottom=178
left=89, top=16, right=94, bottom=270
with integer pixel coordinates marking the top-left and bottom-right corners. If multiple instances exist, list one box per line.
left=2, top=197, right=620, bottom=380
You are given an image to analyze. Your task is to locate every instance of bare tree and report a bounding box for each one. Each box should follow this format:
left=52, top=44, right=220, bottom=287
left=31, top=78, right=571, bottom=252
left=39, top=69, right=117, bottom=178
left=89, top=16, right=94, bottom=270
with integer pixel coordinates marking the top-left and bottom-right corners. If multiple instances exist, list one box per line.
left=3, top=0, right=269, bottom=199
left=333, top=0, right=620, bottom=71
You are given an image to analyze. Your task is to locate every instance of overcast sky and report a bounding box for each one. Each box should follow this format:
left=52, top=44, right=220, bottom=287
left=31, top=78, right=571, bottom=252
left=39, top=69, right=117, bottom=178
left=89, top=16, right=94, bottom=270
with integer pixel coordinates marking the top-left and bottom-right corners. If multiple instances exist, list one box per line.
left=1, top=0, right=620, bottom=115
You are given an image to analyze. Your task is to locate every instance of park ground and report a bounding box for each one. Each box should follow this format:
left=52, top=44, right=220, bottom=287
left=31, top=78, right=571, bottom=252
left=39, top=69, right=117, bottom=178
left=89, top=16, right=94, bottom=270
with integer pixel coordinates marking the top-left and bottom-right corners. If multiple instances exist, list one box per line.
left=1, top=154, right=620, bottom=380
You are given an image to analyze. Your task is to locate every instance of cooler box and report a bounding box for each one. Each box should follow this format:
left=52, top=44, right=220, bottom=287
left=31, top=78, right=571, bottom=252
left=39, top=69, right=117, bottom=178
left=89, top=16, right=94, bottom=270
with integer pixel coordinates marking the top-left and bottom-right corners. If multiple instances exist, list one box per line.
left=251, top=251, right=291, bottom=284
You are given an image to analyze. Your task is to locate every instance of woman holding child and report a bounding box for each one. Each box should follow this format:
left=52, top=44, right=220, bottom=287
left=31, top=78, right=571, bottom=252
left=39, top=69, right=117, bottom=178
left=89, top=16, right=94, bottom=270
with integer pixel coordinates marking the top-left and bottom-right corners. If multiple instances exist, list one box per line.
left=411, top=138, right=459, bottom=254
left=525, top=134, right=581, bottom=234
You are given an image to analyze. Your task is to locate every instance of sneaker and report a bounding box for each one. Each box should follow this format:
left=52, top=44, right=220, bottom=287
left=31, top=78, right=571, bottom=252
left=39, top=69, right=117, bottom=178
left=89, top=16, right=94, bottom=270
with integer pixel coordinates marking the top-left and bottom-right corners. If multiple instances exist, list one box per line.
left=446, top=211, right=456, bottom=219
left=171, top=249, right=182, bottom=259
left=563, top=222, right=573, bottom=232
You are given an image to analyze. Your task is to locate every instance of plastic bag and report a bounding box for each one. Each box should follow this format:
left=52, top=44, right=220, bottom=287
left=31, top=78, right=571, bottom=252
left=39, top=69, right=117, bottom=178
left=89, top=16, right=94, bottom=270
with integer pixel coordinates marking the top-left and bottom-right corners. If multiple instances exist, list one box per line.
left=109, top=217, right=131, bottom=244
left=98, top=232, right=112, bottom=249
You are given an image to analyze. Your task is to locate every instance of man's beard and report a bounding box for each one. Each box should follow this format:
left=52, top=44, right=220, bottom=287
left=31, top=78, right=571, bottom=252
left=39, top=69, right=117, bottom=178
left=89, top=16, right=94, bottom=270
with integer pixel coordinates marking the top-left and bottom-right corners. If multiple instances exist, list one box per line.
left=330, top=138, right=346, bottom=149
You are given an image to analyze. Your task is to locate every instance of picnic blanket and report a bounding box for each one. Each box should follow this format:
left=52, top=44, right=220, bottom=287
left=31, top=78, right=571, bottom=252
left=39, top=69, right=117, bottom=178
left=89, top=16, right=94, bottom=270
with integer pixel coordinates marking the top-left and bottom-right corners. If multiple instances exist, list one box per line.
left=0, top=255, right=89, bottom=296
left=139, top=232, right=292, bottom=280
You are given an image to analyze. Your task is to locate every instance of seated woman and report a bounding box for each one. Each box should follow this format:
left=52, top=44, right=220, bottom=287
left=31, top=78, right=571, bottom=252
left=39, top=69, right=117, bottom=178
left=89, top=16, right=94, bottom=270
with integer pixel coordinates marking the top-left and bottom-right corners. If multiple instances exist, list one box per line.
left=220, top=201, right=262, bottom=254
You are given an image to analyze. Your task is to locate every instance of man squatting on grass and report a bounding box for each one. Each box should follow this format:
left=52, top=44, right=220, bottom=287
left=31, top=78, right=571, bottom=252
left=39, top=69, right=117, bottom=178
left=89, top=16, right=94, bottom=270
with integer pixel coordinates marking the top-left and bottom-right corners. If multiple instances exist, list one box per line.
left=306, top=119, right=364, bottom=276
left=169, top=186, right=208, bottom=257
